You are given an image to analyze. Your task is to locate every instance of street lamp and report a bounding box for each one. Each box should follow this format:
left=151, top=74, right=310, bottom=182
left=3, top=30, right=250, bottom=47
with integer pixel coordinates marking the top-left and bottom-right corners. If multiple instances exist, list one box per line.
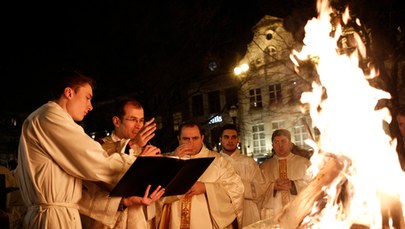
left=233, top=63, right=249, bottom=76
left=228, top=105, right=238, bottom=124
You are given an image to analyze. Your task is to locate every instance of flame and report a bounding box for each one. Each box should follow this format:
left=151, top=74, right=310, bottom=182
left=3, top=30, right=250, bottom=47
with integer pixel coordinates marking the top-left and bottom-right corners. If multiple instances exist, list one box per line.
left=291, top=0, right=405, bottom=227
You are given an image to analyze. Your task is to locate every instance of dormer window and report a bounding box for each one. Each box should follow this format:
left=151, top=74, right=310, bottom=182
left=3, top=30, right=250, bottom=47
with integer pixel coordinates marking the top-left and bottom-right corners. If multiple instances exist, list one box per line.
left=265, top=29, right=275, bottom=40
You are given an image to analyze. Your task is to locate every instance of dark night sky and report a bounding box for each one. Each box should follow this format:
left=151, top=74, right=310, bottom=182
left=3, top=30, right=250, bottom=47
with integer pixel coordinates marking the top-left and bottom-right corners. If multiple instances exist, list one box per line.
left=0, top=0, right=403, bottom=114
left=0, top=0, right=315, bottom=114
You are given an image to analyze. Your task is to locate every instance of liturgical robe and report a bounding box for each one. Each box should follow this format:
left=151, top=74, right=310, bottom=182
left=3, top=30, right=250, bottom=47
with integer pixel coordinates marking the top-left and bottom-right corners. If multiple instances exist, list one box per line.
left=16, top=101, right=132, bottom=229
left=157, top=146, right=244, bottom=229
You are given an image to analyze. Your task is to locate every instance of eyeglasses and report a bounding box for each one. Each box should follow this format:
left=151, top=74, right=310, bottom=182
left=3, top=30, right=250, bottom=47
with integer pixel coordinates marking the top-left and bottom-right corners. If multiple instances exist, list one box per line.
left=122, top=117, right=144, bottom=124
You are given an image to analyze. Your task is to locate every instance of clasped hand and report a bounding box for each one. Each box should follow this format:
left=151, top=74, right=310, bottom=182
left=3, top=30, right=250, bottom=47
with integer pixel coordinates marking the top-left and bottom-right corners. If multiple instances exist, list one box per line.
left=274, top=178, right=292, bottom=191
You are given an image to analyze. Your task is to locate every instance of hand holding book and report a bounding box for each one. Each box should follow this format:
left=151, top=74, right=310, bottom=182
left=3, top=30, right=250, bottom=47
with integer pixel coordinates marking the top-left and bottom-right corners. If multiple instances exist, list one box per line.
left=110, top=156, right=214, bottom=197
left=122, top=184, right=165, bottom=208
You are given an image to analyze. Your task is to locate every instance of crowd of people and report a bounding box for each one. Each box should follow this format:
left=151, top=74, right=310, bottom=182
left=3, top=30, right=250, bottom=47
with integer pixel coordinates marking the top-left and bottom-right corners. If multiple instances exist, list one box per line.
left=2, top=69, right=404, bottom=228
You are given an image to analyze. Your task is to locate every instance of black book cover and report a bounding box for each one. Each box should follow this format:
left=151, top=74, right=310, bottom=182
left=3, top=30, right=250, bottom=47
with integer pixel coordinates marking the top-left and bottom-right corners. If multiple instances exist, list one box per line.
left=109, top=156, right=215, bottom=197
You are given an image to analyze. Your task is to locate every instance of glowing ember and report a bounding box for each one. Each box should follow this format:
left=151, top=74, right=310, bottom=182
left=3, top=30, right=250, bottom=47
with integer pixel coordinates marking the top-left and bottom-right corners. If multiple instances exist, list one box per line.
left=290, top=0, right=405, bottom=228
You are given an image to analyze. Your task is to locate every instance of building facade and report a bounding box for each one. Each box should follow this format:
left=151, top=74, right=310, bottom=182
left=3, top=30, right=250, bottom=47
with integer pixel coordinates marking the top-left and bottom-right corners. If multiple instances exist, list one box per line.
left=186, top=15, right=314, bottom=161
left=235, top=15, right=314, bottom=159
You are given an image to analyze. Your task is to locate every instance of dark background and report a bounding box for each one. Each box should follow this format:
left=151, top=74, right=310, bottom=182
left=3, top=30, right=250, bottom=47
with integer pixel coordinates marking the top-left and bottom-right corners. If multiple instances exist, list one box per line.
left=0, top=0, right=404, bottom=114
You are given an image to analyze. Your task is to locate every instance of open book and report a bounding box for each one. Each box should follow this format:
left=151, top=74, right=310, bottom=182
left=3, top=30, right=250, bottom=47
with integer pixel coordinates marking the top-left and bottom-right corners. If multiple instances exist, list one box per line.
left=109, top=156, right=215, bottom=197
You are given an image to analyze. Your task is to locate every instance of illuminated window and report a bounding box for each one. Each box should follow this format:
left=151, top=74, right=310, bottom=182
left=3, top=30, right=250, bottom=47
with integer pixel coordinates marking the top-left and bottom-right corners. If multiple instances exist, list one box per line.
left=294, top=117, right=310, bottom=147
left=249, top=88, right=262, bottom=108
left=269, top=83, right=282, bottom=104
left=252, top=124, right=266, bottom=155
left=172, top=112, right=182, bottom=132
left=271, top=120, right=285, bottom=130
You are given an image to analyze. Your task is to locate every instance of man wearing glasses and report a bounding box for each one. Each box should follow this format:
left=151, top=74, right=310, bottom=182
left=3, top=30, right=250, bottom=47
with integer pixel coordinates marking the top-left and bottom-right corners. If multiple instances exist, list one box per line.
left=99, top=98, right=158, bottom=156
left=80, top=98, right=162, bottom=229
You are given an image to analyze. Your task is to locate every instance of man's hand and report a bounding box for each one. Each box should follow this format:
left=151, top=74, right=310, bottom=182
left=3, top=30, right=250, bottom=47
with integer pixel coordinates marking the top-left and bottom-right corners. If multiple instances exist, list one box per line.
left=174, top=143, right=193, bottom=157
left=123, top=184, right=165, bottom=207
left=274, top=178, right=292, bottom=191
left=130, top=118, right=157, bottom=148
left=185, top=181, right=205, bottom=198
left=140, top=145, right=162, bottom=156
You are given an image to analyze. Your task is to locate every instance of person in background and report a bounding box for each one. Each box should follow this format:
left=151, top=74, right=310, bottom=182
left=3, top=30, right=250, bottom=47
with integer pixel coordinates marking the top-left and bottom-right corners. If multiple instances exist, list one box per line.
left=7, top=159, right=17, bottom=174
left=219, top=123, right=266, bottom=227
left=157, top=120, right=244, bottom=229
left=259, top=129, right=311, bottom=224
left=79, top=98, right=164, bottom=229
left=15, top=69, right=160, bottom=229
left=2, top=159, right=27, bottom=229
left=0, top=163, right=15, bottom=228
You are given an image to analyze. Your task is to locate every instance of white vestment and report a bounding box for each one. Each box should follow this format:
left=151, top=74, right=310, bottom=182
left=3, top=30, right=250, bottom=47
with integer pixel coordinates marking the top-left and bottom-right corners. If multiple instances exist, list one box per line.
left=259, top=153, right=311, bottom=224
left=16, top=101, right=132, bottom=229
left=79, top=132, right=156, bottom=229
left=220, top=150, right=266, bottom=227
left=157, top=146, right=244, bottom=229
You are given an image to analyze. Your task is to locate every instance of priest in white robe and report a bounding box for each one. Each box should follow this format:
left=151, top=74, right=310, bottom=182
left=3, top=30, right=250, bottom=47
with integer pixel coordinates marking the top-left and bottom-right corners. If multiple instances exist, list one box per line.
left=156, top=121, right=244, bottom=229
left=259, top=129, right=311, bottom=225
left=218, top=124, right=266, bottom=227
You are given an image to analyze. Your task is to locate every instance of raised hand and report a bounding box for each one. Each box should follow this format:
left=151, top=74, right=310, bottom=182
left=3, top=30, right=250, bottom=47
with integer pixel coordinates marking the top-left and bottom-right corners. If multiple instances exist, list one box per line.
left=130, top=118, right=157, bottom=148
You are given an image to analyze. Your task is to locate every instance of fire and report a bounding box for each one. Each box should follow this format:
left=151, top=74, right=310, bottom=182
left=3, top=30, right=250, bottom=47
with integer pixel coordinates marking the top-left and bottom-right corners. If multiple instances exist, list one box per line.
left=290, top=0, right=405, bottom=228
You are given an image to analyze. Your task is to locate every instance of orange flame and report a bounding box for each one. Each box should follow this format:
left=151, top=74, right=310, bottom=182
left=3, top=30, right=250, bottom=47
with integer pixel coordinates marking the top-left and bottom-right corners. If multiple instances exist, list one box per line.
left=291, top=0, right=405, bottom=227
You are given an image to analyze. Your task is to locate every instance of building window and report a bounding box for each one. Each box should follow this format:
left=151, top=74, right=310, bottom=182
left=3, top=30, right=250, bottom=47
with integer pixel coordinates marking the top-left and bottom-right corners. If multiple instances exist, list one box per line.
left=192, top=94, right=204, bottom=116
left=208, top=90, right=221, bottom=114
left=294, top=117, right=310, bottom=148
left=252, top=124, right=266, bottom=155
left=265, top=29, right=275, bottom=40
left=172, top=112, right=182, bottom=132
left=225, top=87, right=238, bottom=108
left=249, top=88, right=262, bottom=108
left=271, top=121, right=285, bottom=130
left=289, top=80, right=303, bottom=104
left=269, top=83, right=282, bottom=104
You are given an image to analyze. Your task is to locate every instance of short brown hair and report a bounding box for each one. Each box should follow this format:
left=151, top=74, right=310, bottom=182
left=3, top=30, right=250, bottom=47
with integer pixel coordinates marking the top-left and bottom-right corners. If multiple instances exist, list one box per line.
left=50, top=69, right=96, bottom=100
left=220, top=124, right=238, bottom=136
left=271, top=129, right=291, bottom=142
left=178, top=120, right=204, bottom=137
left=113, top=98, right=143, bottom=119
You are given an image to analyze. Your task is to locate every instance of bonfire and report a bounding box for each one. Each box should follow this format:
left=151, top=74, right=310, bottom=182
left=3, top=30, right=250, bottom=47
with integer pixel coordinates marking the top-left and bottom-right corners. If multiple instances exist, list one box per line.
left=249, top=0, right=405, bottom=228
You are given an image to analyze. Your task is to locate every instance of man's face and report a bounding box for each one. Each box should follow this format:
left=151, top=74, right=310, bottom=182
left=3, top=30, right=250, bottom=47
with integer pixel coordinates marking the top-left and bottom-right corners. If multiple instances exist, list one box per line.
left=115, top=104, right=144, bottom=139
left=67, top=84, right=93, bottom=121
left=178, top=126, right=204, bottom=155
left=220, top=129, right=239, bottom=154
left=397, top=114, right=405, bottom=137
left=272, top=135, right=292, bottom=158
